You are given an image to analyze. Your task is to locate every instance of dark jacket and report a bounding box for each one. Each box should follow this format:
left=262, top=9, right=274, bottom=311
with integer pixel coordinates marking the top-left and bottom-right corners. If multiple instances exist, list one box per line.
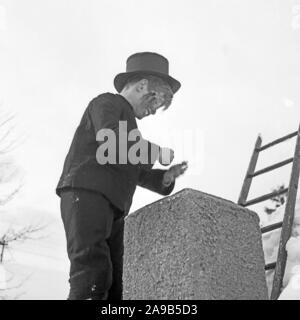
left=56, top=93, right=175, bottom=215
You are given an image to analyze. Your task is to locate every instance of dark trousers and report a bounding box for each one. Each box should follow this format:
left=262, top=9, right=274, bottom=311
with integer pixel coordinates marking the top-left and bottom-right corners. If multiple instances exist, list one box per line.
left=60, top=187, right=124, bottom=300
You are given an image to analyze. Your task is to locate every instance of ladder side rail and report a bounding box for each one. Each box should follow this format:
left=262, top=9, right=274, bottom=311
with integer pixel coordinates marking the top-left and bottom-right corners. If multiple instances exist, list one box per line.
left=270, top=126, right=300, bottom=300
left=237, top=135, right=262, bottom=205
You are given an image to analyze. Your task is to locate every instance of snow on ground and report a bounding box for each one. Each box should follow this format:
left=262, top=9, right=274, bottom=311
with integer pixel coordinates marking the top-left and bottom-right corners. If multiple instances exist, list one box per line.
left=262, top=198, right=300, bottom=299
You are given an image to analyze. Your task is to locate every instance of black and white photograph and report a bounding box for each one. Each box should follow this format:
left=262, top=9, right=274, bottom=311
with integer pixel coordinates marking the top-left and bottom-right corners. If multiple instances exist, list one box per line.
left=0, top=0, right=300, bottom=305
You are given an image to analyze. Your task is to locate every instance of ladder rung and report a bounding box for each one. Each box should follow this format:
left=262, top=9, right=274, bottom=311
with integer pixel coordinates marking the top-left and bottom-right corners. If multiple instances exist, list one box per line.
left=261, top=221, right=283, bottom=234
left=265, top=262, right=276, bottom=271
left=249, top=158, right=294, bottom=178
left=258, top=131, right=298, bottom=152
left=242, top=188, right=289, bottom=207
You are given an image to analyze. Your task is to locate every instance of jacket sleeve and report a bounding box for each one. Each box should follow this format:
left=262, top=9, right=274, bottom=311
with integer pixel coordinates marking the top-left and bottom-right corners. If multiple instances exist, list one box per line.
left=88, top=97, right=160, bottom=170
left=137, top=168, right=175, bottom=196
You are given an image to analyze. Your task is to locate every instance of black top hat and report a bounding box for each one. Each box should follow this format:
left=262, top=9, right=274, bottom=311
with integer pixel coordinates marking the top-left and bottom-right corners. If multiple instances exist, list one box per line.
left=114, top=52, right=181, bottom=94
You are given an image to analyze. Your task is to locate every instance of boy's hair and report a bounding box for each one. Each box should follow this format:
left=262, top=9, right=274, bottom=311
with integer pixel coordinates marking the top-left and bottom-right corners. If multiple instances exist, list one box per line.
left=123, top=74, right=173, bottom=110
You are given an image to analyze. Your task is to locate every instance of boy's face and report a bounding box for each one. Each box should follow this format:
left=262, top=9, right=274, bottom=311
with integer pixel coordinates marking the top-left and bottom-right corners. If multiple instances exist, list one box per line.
left=130, top=79, right=173, bottom=119
left=135, top=87, right=170, bottom=120
left=138, top=91, right=165, bottom=118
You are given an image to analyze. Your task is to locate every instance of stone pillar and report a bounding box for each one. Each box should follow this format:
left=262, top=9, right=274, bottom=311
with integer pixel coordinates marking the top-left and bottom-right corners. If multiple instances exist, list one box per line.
left=123, top=188, right=268, bottom=300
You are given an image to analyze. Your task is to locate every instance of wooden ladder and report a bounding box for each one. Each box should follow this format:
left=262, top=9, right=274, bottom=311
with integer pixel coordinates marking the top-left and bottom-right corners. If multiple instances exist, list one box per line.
left=238, top=124, right=300, bottom=300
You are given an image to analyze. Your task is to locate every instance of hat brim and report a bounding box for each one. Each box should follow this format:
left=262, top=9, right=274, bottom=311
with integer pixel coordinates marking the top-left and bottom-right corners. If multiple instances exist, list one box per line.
left=114, top=71, right=181, bottom=94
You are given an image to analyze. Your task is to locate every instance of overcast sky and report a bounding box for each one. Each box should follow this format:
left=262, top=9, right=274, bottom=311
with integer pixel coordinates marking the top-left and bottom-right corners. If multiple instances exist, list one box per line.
left=0, top=0, right=300, bottom=299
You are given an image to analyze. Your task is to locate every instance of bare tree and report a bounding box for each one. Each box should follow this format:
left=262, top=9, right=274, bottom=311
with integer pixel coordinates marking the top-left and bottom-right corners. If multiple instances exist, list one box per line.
left=0, top=106, right=46, bottom=299
left=0, top=107, right=25, bottom=203
left=0, top=223, right=46, bottom=300
left=0, top=224, right=46, bottom=263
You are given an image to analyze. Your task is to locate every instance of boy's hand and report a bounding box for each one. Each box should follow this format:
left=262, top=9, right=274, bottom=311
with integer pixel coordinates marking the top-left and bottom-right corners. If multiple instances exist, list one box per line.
left=162, top=161, right=188, bottom=186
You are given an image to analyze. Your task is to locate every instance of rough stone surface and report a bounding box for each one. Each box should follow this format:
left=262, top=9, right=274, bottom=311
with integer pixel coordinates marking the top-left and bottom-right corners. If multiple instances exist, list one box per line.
left=123, top=188, right=268, bottom=300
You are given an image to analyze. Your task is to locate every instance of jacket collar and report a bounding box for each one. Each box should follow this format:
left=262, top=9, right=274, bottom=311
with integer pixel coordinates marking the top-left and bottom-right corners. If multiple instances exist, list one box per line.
left=115, top=94, right=135, bottom=113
